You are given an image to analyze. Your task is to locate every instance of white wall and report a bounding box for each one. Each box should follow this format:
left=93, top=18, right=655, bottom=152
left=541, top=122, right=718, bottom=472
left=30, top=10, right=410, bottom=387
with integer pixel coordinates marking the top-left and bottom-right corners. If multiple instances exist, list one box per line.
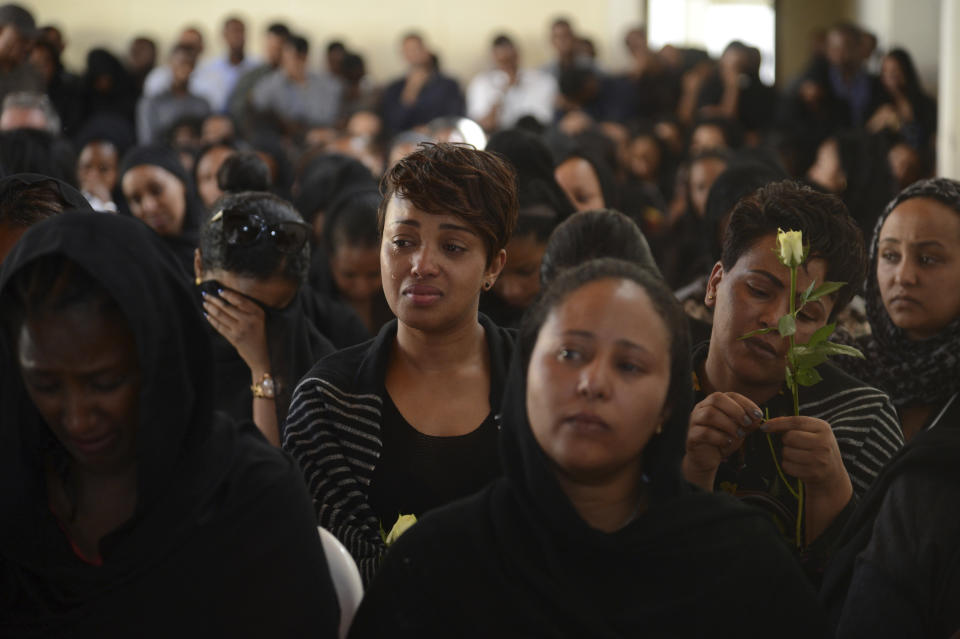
left=26, top=0, right=643, bottom=84
left=855, top=0, right=941, bottom=93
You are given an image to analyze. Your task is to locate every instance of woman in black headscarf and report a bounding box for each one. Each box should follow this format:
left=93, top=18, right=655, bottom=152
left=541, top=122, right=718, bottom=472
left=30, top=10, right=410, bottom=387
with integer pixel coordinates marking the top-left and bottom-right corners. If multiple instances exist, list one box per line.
left=196, top=191, right=335, bottom=444
left=836, top=178, right=960, bottom=441
left=80, top=48, right=138, bottom=130
left=349, top=259, right=825, bottom=637
left=0, top=212, right=339, bottom=637
left=0, top=173, right=92, bottom=263
left=119, top=144, right=206, bottom=277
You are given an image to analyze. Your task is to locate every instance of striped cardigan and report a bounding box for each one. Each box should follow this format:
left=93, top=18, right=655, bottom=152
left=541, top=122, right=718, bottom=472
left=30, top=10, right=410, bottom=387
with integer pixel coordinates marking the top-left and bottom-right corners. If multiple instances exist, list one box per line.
left=282, top=315, right=514, bottom=585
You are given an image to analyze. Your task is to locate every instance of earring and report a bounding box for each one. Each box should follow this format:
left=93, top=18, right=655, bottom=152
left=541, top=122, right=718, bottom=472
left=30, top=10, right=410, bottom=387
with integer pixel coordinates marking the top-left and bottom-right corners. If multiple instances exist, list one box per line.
left=706, top=294, right=715, bottom=302
left=195, top=276, right=202, bottom=286
left=483, top=281, right=492, bottom=290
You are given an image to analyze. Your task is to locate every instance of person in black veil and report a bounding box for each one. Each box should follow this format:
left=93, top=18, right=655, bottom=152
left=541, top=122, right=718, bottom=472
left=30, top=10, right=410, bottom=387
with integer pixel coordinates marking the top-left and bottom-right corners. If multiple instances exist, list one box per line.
left=0, top=212, right=338, bottom=637
left=119, top=144, right=205, bottom=277
left=0, top=172, right=91, bottom=263
left=80, top=48, right=138, bottom=131
left=195, top=191, right=335, bottom=445
left=349, top=259, right=825, bottom=637
left=481, top=128, right=575, bottom=328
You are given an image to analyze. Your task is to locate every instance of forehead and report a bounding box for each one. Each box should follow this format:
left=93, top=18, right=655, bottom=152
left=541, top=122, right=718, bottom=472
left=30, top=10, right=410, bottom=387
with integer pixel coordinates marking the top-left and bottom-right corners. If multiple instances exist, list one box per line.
left=731, top=232, right=828, bottom=276
left=883, top=197, right=960, bottom=239
left=81, top=142, right=117, bottom=161
left=19, top=303, right=136, bottom=368
left=122, top=165, right=181, bottom=191
left=544, top=278, right=670, bottom=350
left=384, top=196, right=478, bottom=234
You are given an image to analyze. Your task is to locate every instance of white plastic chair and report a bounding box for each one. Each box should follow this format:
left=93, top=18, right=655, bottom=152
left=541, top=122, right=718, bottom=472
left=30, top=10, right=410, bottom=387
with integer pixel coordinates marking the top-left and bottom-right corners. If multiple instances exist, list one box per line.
left=318, top=527, right=364, bottom=638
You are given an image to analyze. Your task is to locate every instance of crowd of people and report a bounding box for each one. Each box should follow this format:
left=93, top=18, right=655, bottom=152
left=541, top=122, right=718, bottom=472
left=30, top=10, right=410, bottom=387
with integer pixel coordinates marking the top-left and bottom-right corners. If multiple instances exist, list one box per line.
left=0, top=2, right=957, bottom=637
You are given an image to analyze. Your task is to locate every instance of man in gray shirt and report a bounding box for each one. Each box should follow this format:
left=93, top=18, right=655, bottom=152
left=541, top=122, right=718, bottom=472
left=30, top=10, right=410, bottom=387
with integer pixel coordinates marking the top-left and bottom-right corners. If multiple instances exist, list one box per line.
left=251, top=34, right=341, bottom=135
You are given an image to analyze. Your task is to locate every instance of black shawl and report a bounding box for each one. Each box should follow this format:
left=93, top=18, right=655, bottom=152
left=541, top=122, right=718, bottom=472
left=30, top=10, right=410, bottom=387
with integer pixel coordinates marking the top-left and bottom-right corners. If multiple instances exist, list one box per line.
left=838, top=177, right=960, bottom=408
left=0, top=213, right=338, bottom=637
left=349, top=353, right=826, bottom=638
left=821, top=426, right=960, bottom=633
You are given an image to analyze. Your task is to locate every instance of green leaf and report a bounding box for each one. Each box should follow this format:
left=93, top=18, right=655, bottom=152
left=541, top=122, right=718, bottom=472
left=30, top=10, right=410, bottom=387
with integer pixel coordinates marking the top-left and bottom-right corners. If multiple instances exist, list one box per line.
left=791, top=344, right=829, bottom=369
left=795, top=367, right=823, bottom=387
left=778, top=314, right=796, bottom=337
left=808, top=322, right=836, bottom=347
left=821, top=342, right=866, bottom=359
left=784, top=365, right=796, bottom=391
left=800, top=279, right=817, bottom=305
left=739, top=326, right=777, bottom=340
left=806, top=281, right=846, bottom=302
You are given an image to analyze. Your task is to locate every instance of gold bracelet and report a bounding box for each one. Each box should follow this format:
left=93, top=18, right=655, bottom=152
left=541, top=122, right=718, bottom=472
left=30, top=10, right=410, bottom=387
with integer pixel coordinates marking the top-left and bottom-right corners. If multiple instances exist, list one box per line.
left=251, top=372, right=276, bottom=399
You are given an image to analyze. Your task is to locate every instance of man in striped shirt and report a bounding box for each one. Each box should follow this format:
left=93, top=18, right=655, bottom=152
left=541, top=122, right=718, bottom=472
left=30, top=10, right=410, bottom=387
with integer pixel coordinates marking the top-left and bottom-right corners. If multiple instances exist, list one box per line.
left=682, top=181, right=903, bottom=580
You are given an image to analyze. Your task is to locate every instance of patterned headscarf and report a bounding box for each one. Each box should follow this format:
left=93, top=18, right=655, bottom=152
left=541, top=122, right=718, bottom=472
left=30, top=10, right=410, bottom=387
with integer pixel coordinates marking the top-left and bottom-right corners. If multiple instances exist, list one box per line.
left=843, top=178, right=960, bottom=407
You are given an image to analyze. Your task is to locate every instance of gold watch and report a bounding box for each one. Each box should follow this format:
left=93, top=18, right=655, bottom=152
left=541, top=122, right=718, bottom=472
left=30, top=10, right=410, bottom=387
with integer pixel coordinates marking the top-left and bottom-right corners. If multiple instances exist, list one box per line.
left=251, top=373, right=276, bottom=399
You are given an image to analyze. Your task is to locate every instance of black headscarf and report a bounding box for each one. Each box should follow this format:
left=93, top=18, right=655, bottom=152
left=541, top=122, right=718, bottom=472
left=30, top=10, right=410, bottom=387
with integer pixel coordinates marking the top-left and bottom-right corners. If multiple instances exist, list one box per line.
left=0, top=173, right=92, bottom=214
left=119, top=145, right=205, bottom=275
left=0, top=213, right=338, bottom=635
left=840, top=178, right=960, bottom=408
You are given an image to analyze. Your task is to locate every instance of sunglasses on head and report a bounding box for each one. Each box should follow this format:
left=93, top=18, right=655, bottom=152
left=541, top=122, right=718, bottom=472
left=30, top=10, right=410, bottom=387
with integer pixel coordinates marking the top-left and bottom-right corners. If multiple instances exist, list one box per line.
left=210, top=209, right=311, bottom=255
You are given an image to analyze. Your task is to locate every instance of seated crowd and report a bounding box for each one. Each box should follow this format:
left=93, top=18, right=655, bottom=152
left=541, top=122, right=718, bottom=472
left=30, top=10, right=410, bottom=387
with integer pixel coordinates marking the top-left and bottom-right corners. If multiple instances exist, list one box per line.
left=1, top=2, right=957, bottom=637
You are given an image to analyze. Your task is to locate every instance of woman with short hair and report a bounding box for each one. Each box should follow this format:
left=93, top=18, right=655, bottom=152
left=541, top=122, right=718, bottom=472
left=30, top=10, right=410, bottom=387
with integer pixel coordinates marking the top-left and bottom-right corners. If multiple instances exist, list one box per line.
left=283, top=143, right=517, bottom=584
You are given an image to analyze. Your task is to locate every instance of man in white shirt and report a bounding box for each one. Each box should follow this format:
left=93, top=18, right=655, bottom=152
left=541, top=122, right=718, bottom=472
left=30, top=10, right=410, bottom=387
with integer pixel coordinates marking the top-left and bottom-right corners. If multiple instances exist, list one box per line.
left=142, top=26, right=203, bottom=98
left=467, top=34, right=557, bottom=132
left=190, top=16, right=259, bottom=113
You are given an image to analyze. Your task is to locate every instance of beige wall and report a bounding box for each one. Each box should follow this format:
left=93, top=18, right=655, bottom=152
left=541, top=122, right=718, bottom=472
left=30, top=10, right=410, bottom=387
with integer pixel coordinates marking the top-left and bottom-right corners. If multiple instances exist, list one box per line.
left=26, top=0, right=643, bottom=84
left=776, top=0, right=855, bottom=84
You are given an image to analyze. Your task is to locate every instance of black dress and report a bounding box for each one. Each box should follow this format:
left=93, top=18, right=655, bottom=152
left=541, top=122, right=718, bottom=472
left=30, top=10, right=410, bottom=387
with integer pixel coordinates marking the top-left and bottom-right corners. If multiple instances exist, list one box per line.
left=0, top=212, right=339, bottom=638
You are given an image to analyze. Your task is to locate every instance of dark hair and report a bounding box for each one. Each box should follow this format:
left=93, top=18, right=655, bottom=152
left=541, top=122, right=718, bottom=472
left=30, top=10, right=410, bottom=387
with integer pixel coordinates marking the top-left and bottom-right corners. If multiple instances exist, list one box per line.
left=0, top=179, right=70, bottom=228
left=540, top=209, right=660, bottom=284
left=193, top=142, right=235, bottom=182
left=324, top=189, right=381, bottom=255
left=492, top=34, right=513, bottom=48
left=3, top=254, right=122, bottom=343
left=885, top=48, right=923, bottom=98
left=217, top=151, right=271, bottom=193
left=721, top=180, right=866, bottom=319
left=0, top=129, right=75, bottom=184
left=378, top=143, right=518, bottom=265
left=703, top=161, right=787, bottom=262
left=520, top=257, right=692, bottom=500
left=294, top=153, right=375, bottom=225
left=267, top=23, right=290, bottom=37
left=326, top=40, right=346, bottom=54
left=285, top=35, right=309, bottom=56
left=200, top=191, right=309, bottom=283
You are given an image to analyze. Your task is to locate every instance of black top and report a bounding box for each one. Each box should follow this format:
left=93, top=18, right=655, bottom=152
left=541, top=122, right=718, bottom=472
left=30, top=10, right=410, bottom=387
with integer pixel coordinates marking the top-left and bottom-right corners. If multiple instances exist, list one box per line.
left=369, top=390, right=500, bottom=528
left=282, top=314, right=515, bottom=585
left=822, top=426, right=960, bottom=636
left=0, top=213, right=338, bottom=637
left=349, top=351, right=826, bottom=638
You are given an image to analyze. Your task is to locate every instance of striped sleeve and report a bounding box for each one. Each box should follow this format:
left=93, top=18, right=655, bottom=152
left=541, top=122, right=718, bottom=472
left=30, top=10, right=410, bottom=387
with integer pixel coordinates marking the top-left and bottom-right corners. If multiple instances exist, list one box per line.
left=282, top=375, right=386, bottom=585
left=801, top=385, right=904, bottom=498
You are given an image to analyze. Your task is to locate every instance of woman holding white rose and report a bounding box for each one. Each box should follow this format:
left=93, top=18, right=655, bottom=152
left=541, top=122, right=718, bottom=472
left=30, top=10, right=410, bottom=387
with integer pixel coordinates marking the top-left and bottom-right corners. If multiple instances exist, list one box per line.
left=682, top=181, right=903, bottom=579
